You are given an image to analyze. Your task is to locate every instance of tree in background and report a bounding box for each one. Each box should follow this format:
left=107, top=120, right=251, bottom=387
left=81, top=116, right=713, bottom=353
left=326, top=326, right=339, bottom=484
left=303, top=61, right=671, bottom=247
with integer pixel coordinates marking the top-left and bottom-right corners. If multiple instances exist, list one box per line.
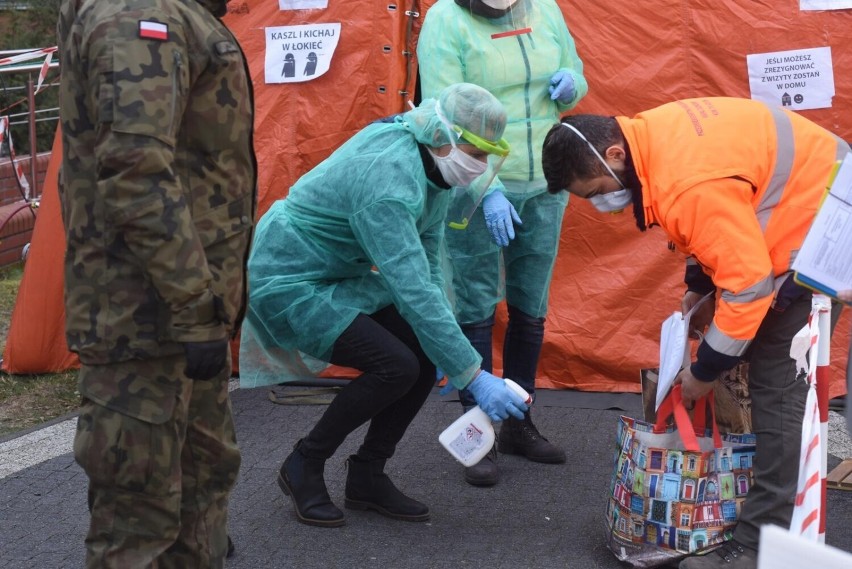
left=0, top=0, right=61, bottom=155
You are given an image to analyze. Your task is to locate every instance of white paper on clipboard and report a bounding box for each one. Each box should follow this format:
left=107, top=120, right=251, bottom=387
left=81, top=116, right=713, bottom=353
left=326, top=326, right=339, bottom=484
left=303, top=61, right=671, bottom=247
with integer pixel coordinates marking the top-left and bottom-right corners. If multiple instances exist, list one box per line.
left=656, top=292, right=714, bottom=410
left=791, top=154, right=852, bottom=297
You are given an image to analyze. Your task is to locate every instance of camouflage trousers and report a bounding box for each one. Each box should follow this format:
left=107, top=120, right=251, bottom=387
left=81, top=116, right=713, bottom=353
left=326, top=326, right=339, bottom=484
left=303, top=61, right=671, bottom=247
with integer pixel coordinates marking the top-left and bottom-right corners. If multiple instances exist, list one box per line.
left=73, top=353, right=240, bottom=569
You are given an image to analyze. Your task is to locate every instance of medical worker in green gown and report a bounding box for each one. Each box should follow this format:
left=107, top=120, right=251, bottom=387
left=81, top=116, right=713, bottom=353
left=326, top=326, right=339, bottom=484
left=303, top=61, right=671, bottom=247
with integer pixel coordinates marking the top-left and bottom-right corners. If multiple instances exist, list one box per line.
left=418, top=0, right=588, bottom=486
left=240, top=83, right=528, bottom=528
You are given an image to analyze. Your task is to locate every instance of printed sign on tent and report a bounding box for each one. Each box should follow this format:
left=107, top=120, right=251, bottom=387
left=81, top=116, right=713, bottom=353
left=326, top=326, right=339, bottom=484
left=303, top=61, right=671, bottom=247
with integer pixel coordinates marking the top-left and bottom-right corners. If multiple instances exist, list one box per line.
left=746, top=46, right=834, bottom=111
left=800, top=0, right=852, bottom=10
left=264, top=23, right=341, bottom=84
left=280, top=0, right=329, bottom=9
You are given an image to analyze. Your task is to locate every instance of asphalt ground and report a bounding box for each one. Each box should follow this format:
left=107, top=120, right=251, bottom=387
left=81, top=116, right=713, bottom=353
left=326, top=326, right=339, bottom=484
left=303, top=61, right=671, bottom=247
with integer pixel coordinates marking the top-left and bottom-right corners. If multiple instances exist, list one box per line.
left=1, top=383, right=851, bottom=569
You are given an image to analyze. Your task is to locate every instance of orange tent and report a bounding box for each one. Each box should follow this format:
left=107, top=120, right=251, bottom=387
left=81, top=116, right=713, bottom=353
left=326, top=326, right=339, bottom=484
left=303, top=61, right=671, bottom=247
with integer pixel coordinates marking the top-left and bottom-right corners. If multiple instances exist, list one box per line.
left=2, top=129, right=77, bottom=374
left=4, top=0, right=850, bottom=397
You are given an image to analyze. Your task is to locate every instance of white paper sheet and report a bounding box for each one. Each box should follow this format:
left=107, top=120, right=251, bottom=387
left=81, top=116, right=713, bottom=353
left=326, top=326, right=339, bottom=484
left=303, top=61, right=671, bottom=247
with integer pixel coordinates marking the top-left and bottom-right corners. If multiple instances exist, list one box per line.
left=656, top=292, right=714, bottom=410
left=800, top=0, right=852, bottom=10
left=792, top=154, right=852, bottom=296
left=264, top=23, right=341, bottom=84
left=656, top=310, right=688, bottom=410
left=758, top=524, right=852, bottom=568
left=280, top=0, right=329, bottom=10
left=747, top=46, right=834, bottom=111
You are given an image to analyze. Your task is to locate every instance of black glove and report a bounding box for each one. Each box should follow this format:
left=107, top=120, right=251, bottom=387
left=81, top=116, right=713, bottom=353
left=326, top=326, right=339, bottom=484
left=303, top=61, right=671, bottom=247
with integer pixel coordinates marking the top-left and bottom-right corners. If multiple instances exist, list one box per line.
left=183, top=339, right=229, bottom=381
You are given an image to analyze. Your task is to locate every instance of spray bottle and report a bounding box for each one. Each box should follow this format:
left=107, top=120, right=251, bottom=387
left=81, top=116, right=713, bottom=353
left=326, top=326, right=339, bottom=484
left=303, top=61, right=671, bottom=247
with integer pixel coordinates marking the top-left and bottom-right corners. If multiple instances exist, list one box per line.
left=438, top=378, right=531, bottom=467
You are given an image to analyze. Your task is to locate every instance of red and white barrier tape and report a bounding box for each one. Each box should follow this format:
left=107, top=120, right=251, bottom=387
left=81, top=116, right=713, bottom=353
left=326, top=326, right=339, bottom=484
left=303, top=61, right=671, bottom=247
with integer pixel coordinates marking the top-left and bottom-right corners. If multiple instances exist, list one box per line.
left=0, top=115, right=32, bottom=200
left=814, top=294, right=831, bottom=543
left=0, top=46, right=57, bottom=67
left=790, top=293, right=831, bottom=541
left=0, top=46, right=57, bottom=95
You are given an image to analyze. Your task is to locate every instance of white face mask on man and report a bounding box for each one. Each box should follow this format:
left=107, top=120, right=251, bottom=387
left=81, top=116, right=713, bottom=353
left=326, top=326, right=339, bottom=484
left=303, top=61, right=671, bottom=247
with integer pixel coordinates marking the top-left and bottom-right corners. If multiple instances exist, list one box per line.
left=428, top=145, right=489, bottom=188
left=589, top=188, right=633, bottom=213
left=561, top=123, right=634, bottom=213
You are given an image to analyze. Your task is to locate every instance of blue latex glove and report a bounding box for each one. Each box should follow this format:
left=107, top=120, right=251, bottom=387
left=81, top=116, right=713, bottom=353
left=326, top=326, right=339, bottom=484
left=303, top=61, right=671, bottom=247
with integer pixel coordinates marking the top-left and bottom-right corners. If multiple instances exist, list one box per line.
left=548, top=70, right=575, bottom=104
left=436, top=368, right=445, bottom=382
left=482, top=191, right=522, bottom=247
left=467, top=370, right=528, bottom=421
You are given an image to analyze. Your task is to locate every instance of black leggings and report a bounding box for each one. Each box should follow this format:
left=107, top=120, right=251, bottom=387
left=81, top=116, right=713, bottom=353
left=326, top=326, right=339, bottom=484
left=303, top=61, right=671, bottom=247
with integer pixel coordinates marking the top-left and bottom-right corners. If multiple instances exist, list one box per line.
left=300, top=305, right=436, bottom=461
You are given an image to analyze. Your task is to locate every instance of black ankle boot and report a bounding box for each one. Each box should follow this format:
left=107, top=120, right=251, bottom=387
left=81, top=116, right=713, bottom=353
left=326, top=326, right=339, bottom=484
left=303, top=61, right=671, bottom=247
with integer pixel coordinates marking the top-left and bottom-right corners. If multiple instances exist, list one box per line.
left=498, top=411, right=566, bottom=463
left=464, top=444, right=499, bottom=486
left=277, top=441, right=345, bottom=527
left=344, top=456, right=430, bottom=522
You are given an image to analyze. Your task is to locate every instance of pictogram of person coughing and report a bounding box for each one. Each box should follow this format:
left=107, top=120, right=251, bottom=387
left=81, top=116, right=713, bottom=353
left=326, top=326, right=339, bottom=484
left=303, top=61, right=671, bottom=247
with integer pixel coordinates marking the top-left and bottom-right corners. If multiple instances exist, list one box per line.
left=304, top=52, right=317, bottom=76
left=282, top=51, right=295, bottom=77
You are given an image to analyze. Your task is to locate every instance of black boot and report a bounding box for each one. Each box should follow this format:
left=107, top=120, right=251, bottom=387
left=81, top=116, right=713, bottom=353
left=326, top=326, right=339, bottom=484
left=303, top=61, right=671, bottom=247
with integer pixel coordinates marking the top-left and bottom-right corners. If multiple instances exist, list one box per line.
left=464, top=444, right=499, bottom=486
left=344, top=455, right=430, bottom=522
left=498, top=410, right=566, bottom=463
left=277, top=440, right=345, bottom=527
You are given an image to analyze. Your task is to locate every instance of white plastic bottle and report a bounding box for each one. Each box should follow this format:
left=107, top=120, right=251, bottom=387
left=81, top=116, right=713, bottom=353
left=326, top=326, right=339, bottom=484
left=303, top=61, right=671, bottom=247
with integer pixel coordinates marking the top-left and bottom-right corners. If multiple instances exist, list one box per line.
left=438, top=378, right=532, bottom=467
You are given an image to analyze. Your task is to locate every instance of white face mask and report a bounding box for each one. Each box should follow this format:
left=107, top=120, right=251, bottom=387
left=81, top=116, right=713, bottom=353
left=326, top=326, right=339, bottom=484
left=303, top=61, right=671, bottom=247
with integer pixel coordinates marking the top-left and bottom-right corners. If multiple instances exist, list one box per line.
left=481, top=0, right=517, bottom=8
left=429, top=146, right=489, bottom=188
left=589, top=189, right=633, bottom=213
left=561, top=122, right=634, bottom=213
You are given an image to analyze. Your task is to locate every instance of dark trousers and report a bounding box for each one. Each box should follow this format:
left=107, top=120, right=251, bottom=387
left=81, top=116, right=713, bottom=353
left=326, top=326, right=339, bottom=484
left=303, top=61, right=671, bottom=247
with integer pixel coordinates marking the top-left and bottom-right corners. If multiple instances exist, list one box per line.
left=847, top=326, right=852, bottom=435
left=75, top=354, right=239, bottom=569
left=734, top=295, right=842, bottom=548
left=300, top=305, right=435, bottom=461
left=458, top=304, right=545, bottom=409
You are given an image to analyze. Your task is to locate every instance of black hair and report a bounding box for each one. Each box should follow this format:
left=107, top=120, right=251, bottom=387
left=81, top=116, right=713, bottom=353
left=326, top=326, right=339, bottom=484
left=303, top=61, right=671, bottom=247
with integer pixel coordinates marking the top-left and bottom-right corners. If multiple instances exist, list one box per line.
left=541, top=115, right=623, bottom=194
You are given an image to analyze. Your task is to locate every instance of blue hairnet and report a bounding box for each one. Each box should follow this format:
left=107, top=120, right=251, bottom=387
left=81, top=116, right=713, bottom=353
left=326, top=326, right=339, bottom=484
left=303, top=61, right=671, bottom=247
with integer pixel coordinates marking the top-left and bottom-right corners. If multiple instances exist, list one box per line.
left=401, top=82, right=507, bottom=149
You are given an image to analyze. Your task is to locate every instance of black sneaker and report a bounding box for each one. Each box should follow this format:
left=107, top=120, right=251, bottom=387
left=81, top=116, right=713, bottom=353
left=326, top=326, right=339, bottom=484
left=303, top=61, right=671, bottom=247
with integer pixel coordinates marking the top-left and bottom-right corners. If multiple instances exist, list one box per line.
left=679, top=540, right=757, bottom=569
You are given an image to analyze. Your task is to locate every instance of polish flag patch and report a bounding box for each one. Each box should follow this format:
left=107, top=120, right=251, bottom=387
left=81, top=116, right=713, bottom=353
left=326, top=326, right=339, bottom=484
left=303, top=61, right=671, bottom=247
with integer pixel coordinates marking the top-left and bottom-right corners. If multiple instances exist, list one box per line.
left=139, top=20, right=169, bottom=41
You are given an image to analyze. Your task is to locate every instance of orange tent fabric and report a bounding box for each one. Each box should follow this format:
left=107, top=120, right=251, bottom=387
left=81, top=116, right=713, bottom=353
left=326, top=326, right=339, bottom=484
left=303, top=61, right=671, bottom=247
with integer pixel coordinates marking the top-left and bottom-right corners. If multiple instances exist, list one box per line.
left=2, top=129, right=78, bottom=373
left=3, top=0, right=850, bottom=397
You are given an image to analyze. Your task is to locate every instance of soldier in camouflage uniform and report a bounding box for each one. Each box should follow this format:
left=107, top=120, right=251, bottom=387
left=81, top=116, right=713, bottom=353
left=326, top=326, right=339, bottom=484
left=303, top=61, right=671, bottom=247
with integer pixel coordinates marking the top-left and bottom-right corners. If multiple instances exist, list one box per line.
left=57, top=0, right=256, bottom=567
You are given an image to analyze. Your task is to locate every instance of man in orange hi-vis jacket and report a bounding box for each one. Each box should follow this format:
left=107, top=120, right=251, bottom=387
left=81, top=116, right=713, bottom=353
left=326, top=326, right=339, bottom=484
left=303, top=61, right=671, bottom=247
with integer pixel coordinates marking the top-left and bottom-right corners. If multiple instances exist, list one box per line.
left=541, top=97, right=849, bottom=569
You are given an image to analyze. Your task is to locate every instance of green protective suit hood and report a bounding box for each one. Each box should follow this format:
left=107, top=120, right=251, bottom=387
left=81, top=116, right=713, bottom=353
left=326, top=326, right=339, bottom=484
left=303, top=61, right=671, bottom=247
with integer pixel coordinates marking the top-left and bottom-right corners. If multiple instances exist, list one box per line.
left=401, top=82, right=507, bottom=149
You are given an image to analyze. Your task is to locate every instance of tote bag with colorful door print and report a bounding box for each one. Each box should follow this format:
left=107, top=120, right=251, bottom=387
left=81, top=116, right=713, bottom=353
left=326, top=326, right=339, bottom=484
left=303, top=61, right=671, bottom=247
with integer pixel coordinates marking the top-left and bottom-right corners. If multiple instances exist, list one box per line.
left=605, top=385, right=757, bottom=568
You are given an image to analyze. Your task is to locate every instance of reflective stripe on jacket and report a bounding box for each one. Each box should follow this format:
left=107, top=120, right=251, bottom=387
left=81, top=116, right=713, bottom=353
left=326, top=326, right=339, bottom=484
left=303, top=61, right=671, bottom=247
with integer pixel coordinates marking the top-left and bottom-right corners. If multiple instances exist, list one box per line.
left=617, top=97, right=848, bottom=370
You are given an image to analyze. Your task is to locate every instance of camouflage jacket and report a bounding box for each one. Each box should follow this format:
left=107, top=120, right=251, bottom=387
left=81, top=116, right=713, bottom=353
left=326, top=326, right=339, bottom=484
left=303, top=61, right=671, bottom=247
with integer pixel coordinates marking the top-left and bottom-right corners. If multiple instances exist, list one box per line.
left=57, top=0, right=256, bottom=365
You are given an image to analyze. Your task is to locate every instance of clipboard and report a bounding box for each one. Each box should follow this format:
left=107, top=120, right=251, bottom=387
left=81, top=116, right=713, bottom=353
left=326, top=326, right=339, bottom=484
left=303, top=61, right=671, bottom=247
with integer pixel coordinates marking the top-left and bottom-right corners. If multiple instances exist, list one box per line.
left=791, top=155, right=852, bottom=304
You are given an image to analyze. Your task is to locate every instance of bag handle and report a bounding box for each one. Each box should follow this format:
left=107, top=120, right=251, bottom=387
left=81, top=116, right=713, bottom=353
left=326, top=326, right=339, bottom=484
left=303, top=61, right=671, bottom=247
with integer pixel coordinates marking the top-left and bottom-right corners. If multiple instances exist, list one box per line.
left=692, top=389, right=723, bottom=448
left=653, top=384, right=722, bottom=451
left=684, top=290, right=715, bottom=320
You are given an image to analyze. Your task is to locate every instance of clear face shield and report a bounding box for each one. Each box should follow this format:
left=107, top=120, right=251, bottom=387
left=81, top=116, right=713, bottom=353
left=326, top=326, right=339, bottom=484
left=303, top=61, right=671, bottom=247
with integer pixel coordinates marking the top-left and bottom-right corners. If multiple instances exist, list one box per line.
left=446, top=128, right=509, bottom=230
left=468, top=0, right=532, bottom=35
left=432, top=101, right=510, bottom=229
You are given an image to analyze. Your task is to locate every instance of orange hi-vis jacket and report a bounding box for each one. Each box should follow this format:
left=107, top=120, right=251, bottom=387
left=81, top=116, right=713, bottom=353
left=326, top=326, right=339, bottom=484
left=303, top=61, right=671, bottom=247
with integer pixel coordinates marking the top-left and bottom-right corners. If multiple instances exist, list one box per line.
left=616, top=98, right=849, bottom=379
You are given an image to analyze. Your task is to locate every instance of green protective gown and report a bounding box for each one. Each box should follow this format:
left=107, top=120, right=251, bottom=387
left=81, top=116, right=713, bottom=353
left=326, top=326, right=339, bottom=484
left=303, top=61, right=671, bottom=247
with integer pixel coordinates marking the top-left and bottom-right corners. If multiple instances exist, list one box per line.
left=240, top=112, right=482, bottom=390
left=418, top=0, right=587, bottom=322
